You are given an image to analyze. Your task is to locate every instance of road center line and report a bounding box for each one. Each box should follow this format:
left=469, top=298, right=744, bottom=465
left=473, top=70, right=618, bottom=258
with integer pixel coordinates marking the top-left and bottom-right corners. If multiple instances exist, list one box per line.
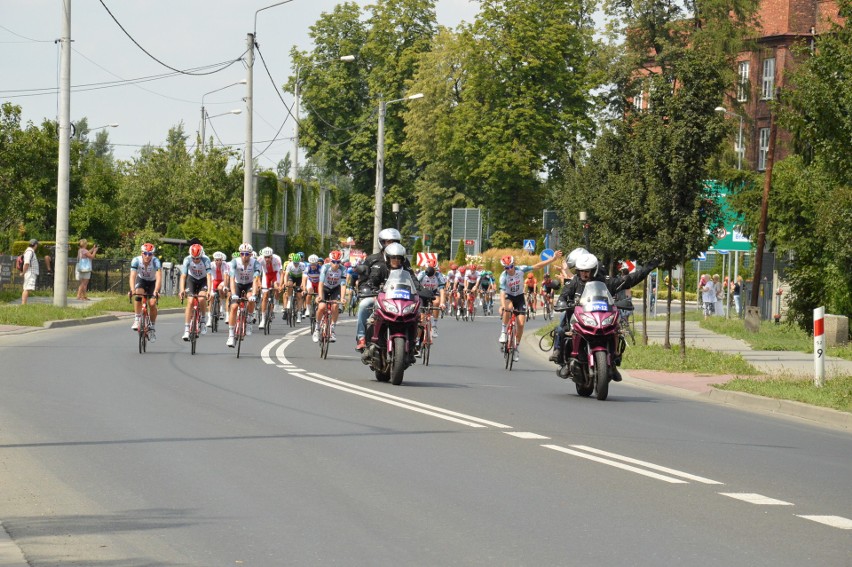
left=571, top=445, right=724, bottom=485
left=719, top=493, right=794, bottom=505
left=796, top=515, right=852, bottom=529
left=542, top=444, right=688, bottom=484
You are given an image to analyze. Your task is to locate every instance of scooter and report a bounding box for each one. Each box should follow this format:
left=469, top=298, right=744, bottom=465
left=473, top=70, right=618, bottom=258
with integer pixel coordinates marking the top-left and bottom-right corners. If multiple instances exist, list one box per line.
left=556, top=281, right=627, bottom=401
left=363, top=269, right=422, bottom=385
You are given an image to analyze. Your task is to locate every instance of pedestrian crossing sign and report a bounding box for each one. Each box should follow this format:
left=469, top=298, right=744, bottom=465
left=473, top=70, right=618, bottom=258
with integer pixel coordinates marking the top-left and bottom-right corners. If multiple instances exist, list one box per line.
left=523, top=239, right=535, bottom=252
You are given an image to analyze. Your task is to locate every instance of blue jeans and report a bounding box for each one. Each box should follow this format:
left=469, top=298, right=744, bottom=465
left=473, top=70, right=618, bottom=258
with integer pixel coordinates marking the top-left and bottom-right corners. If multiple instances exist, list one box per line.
left=356, top=297, right=376, bottom=340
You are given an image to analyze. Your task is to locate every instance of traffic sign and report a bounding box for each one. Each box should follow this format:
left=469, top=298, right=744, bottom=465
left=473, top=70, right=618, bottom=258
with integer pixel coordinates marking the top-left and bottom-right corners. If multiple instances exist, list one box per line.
left=523, top=239, right=535, bottom=252
left=464, top=239, right=475, bottom=246
left=694, top=252, right=707, bottom=261
left=540, top=248, right=555, bottom=261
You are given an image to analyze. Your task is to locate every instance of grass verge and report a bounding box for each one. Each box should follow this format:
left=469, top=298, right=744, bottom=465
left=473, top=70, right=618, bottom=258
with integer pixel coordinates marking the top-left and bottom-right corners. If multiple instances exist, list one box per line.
left=0, top=293, right=183, bottom=327
left=715, top=375, right=852, bottom=413
left=621, top=344, right=760, bottom=375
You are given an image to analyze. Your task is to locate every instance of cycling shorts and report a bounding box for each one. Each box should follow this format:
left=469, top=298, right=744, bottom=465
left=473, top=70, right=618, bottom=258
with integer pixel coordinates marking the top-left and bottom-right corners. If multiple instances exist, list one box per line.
left=213, top=279, right=225, bottom=292
left=304, top=280, right=318, bottom=294
left=233, top=282, right=254, bottom=302
left=287, top=273, right=303, bottom=284
left=322, top=286, right=342, bottom=302
left=465, top=282, right=477, bottom=292
left=525, top=285, right=536, bottom=294
left=186, top=277, right=208, bottom=295
left=505, top=293, right=527, bottom=313
left=134, top=279, right=156, bottom=297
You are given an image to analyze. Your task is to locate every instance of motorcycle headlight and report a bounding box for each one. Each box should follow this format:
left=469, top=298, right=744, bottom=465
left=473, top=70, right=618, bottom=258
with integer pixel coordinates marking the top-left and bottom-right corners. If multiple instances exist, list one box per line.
left=580, top=313, right=597, bottom=327
left=601, top=313, right=617, bottom=327
left=382, top=300, right=399, bottom=314
left=402, top=303, right=418, bottom=315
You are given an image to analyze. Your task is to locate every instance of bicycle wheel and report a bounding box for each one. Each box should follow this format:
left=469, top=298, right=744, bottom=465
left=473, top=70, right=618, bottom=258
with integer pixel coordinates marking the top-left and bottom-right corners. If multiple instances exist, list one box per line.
left=507, top=329, right=516, bottom=371
left=190, top=307, right=199, bottom=355
left=138, top=313, right=147, bottom=354
left=310, top=301, right=317, bottom=334
left=468, top=298, right=475, bottom=321
left=236, top=307, right=245, bottom=358
left=320, top=316, right=330, bottom=359
left=539, top=329, right=555, bottom=352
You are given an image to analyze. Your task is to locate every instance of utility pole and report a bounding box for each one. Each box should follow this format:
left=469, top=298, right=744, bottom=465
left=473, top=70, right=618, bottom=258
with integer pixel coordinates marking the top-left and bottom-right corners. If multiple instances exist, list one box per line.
left=373, top=98, right=387, bottom=253
left=53, top=0, right=71, bottom=307
left=242, top=32, right=254, bottom=245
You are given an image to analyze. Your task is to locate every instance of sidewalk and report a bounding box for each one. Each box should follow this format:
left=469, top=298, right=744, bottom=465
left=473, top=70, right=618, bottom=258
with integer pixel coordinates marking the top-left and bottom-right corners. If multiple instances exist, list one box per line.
left=526, top=319, right=852, bottom=431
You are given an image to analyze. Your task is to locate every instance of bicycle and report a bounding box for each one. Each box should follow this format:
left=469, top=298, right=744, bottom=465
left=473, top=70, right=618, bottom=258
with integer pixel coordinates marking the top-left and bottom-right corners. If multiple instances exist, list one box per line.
left=457, top=289, right=468, bottom=321
left=210, top=292, right=222, bottom=333
left=347, top=287, right=358, bottom=317
left=131, top=292, right=156, bottom=353
left=261, top=289, right=276, bottom=336
left=538, top=325, right=557, bottom=352
left=317, top=299, right=340, bottom=359
left=304, top=291, right=317, bottom=334
left=542, top=292, right=553, bottom=321
left=419, top=305, right=441, bottom=366
left=232, top=293, right=250, bottom=358
left=180, top=293, right=204, bottom=355
left=501, top=308, right=525, bottom=371
left=466, top=288, right=476, bottom=321
left=619, top=306, right=636, bottom=345
left=525, top=291, right=537, bottom=320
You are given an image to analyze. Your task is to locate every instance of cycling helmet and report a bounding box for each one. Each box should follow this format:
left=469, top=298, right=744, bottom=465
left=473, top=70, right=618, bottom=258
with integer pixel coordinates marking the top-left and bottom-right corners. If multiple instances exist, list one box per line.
left=140, top=243, right=155, bottom=254
left=232, top=251, right=240, bottom=259
left=425, top=266, right=436, bottom=277
left=329, top=250, right=343, bottom=262
left=289, top=252, right=301, bottom=263
left=213, top=251, right=225, bottom=260
left=574, top=253, right=599, bottom=280
left=501, top=255, right=515, bottom=268
left=377, top=228, right=402, bottom=250
left=426, top=258, right=438, bottom=268
left=459, top=266, right=467, bottom=274
left=308, top=254, right=320, bottom=264
left=449, top=262, right=458, bottom=270
left=566, top=247, right=589, bottom=269
left=344, top=261, right=351, bottom=268
left=384, top=242, right=406, bottom=263
left=238, top=243, right=253, bottom=253
left=189, top=243, right=203, bottom=258
left=298, top=252, right=305, bottom=260
left=260, top=246, right=274, bottom=258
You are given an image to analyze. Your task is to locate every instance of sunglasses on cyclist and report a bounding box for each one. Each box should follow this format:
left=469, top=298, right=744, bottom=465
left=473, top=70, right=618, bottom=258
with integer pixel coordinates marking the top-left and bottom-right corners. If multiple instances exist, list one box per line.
left=142, top=252, right=154, bottom=256
left=331, top=260, right=341, bottom=264
left=240, top=252, right=252, bottom=256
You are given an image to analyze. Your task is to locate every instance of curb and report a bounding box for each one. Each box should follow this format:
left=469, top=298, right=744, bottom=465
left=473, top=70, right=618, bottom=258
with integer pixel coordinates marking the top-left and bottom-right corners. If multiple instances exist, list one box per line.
left=0, top=521, right=28, bottom=567
left=0, top=308, right=187, bottom=335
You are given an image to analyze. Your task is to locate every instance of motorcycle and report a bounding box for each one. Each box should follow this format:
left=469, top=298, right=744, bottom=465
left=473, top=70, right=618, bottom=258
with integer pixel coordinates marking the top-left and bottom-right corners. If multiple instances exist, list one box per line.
left=555, top=281, right=628, bottom=401
left=362, top=269, right=422, bottom=385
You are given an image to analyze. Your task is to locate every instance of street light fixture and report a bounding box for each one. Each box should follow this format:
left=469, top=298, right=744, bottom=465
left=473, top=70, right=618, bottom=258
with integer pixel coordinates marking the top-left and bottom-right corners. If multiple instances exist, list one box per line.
left=579, top=211, right=590, bottom=251
left=392, top=202, right=401, bottom=231
left=292, top=54, right=355, bottom=226
left=90, top=123, right=119, bottom=130
left=373, top=92, right=425, bottom=252
left=715, top=106, right=744, bottom=171
left=200, top=80, right=246, bottom=151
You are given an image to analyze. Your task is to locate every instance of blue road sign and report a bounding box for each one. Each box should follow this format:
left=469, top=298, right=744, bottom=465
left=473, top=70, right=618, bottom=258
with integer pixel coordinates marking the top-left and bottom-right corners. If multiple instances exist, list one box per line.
left=694, top=252, right=707, bottom=261
left=540, top=248, right=555, bottom=261
left=523, top=239, right=535, bottom=252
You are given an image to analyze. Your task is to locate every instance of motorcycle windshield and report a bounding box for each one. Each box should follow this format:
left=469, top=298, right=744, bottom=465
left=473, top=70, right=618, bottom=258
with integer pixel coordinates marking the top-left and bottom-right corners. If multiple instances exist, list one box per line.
left=579, top=281, right=614, bottom=312
left=383, top=269, right=416, bottom=301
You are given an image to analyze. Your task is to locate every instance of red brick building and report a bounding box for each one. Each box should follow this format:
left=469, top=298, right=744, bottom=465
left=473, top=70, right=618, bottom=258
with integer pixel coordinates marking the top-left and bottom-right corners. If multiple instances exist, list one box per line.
left=724, top=0, right=840, bottom=170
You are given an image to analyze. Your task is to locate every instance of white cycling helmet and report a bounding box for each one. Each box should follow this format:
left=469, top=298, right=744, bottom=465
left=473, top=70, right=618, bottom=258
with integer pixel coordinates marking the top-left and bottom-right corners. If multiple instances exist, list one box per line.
left=238, top=242, right=253, bottom=253
left=378, top=228, right=402, bottom=250
left=566, top=247, right=589, bottom=269
left=574, top=253, right=599, bottom=278
left=308, top=254, right=320, bottom=264
left=213, top=251, right=226, bottom=260
left=261, top=246, right=274, bottom=258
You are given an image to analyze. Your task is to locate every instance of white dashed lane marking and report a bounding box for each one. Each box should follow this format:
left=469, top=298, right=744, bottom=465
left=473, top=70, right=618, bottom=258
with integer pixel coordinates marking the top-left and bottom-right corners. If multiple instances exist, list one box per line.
left=719, top=493, right=795, bottom=506
left=796, top=515, right=852, bottom=529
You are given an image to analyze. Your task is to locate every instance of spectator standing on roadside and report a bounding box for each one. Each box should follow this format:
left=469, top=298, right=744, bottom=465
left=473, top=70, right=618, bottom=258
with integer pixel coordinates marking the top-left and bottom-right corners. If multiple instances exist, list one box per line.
left=700, top=274, right=715, bottom=319
left=713, top=273, right=724, bottom=316
left=75, top=239, right=98, bottom=301
left=20, top=239, right=39, bottom=305
left=733, top=275, right=743, bottom=318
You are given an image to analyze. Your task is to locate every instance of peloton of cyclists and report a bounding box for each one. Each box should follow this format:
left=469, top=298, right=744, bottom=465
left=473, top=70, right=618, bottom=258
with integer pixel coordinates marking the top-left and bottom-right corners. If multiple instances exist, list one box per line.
left=179, top=243, right=213, bottom=341
left=129, top=243, right=162, bottom=342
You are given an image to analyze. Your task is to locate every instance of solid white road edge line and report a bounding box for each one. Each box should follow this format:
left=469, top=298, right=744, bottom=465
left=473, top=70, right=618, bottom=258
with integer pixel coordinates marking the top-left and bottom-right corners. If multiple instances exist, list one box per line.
left=795, top=515, right=852, bottom=529
left=571, top=444, right=724, bottom=485
left=542, top=444, right=688, bottom=484
left=289, top=372, right=489, bottom=428
left=261, top=339, right=283, bottom=364
left=718, top=493, right=794, bottom=505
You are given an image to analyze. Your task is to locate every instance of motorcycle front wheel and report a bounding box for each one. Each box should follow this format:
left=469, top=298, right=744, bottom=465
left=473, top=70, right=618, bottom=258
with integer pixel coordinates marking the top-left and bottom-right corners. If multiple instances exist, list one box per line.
left=390, top=336, right=406, bottom=385
left=593, top=350, right=610, bottom=400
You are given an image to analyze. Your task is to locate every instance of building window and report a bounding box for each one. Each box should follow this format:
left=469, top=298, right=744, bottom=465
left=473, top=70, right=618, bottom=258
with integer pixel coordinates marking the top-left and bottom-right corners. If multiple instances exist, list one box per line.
left=758, top=127, right=770, bottom=170
left=737, top=61, right=750, bottom=102
left=633, top=89, right=644, bottom=111
left=761, top=57, right=775, bottom=100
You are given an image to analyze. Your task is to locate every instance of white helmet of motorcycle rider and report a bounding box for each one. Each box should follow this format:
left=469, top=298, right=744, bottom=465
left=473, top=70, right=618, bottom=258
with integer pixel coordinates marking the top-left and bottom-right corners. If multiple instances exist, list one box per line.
left=384, top=242, right=406, bottom=269
left=566, top=247, right=589, bottom=270
left=574, top=253, right=598, bottom=282
left=377, top=228, right=402, bottom=251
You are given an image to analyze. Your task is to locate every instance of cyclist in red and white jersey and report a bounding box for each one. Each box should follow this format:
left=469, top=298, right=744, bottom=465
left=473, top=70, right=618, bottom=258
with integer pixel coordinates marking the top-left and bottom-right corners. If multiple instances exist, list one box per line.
left=226, top=243, right=261, bottom=347
left=207, top=251, right=230, bottom=328
left=312, top=250, right=345, bottom=343
left=129, top=243, right=162, bottom=341
left=258, top=246, right=283, bottom=329
left=416, top=258, right=446, bottom=338
left=498, top=251, right=562, bottom=361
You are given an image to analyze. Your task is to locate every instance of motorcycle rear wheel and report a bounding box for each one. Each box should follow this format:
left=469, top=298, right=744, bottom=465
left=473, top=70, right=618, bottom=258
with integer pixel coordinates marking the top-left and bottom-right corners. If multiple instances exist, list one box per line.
left=390, top=336, right=406, bottom=385
left=594, top=350, right=610, bottom=400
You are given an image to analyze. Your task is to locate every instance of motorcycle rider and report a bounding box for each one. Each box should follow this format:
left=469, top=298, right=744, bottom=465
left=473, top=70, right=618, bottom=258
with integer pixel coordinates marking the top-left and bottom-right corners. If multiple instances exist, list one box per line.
left=354, top=228, right=413, bottom=351
left=550, top=252, right=659, bottom=381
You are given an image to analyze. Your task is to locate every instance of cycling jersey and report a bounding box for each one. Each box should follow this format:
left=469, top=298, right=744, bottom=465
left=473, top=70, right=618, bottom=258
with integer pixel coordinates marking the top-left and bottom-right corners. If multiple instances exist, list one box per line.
left=479, top=276, right=494, bottom=290
left=465, top=270, right=481, bottom=286
left=319, top=264, right=344, bottom=289
left=541, top=280, right=561, bottom=294
left=130, top=256, right=161, bottom=281
left=500, top=265, right=535, bottom=297
left=525, top=276, right=537, bottom=291
left=211, top=260, right=230, bottom=286
left=229, top=257, right=261, bottom=285
left=260, top=254, right=283, bottom=288
left=181, top=255, right=212, bottom=280
left=417, top=271, right=446, bottom=292
left=304, top=263, right=322, bottom=285
left=285, top=260, right=307, bottom=282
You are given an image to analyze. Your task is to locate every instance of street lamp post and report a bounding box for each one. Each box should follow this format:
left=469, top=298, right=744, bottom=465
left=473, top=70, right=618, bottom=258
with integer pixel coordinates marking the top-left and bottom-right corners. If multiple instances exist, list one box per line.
left=292, top=55, right=354, bottom=226
left=373, top=92, right=424, bottom=253
left=579, top=210, right=590, bottom=251
left=201, top=109, right=242, bottom=151
left=201, top=80, right=246, bottom=151
left=714, top=106, right=744, bottom=171
left=392, top=202, right=401, bottom=231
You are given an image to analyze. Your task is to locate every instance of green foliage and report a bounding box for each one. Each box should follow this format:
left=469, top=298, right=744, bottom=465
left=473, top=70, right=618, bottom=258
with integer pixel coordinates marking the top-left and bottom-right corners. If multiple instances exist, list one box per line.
left=621, top=344, right=759, bottom=375
left=716, top=376, right=852, bottom=413
left=454, top=238, right=466, bottom=265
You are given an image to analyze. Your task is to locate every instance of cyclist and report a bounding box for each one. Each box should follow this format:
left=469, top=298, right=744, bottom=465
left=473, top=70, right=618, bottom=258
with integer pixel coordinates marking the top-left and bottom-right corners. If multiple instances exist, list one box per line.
left=498, top=251, right=563, bottom=362
left=417, top=258, right=447, bottom=338
left=343, top=260, right=357, bottom=310
left=207, top=251, right=230, bottom=329
left=226, top=243, right=261, bottom=348
left=524, top=271, right=538, bottom=315
left=540, top=271, right=563, bottom=314
left=312, top=250, right=345, bottom=343
left=129, top=243, right=162, bottom=342
left=301, top=254, right=323, bottom=320
left=282, top=252, right=306, bottom=323
left=179, top=243, right=212, bottom=341
left=258, top=246, right=283, bottom=329
left=550, top=253, right=658, bottom=378
left=479, top=270, right=496, bottom=313
left=463, top=264, right=481, bottom=313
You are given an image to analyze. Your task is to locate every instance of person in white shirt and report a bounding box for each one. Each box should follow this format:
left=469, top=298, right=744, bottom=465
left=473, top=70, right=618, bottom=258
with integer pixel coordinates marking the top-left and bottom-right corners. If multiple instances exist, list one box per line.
left=20, top=239, right=39, bottom=305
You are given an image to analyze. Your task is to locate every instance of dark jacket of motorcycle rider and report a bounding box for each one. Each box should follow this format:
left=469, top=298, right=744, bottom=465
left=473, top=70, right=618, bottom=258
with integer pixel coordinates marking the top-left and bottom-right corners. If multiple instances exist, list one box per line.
left=550, top=253, right=659, bottom=377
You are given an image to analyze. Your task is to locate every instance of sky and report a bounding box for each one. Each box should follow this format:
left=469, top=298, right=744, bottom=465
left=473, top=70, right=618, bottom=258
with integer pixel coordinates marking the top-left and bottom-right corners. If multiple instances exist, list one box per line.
left=2, top=0, right=482, bottom=165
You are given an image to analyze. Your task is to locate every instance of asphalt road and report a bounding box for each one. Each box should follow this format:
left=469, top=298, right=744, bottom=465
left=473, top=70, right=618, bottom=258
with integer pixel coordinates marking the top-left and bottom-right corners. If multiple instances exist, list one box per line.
left=0, top=309, right=849, bottom=566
